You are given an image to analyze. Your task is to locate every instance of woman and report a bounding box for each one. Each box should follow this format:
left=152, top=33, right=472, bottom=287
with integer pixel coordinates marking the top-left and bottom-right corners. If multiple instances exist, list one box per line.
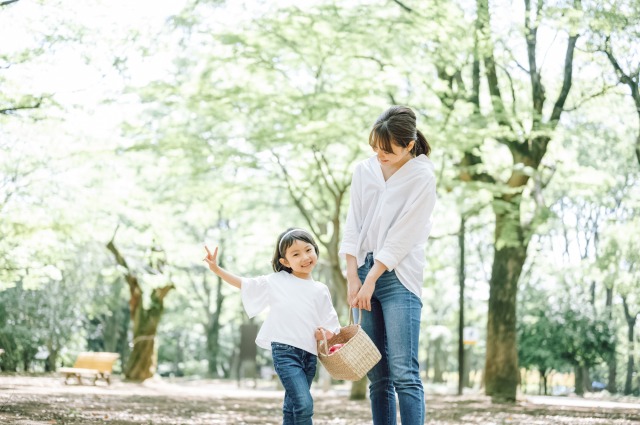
left=340, top=105, right=436, bottom=424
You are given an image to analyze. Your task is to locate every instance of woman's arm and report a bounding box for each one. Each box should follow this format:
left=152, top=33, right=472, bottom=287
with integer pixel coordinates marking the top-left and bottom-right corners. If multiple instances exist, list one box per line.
left=203, top=246, right=242, bottom=289
left=345, top=254, right=362, bottom=307
left=339, top=165, right=363, bottom=258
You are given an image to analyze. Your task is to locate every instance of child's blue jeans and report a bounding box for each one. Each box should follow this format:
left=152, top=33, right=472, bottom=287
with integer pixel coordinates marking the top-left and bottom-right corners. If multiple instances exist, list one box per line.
left=271, top=342, right=317, bottom=425
left=358, top=252, right=425, bottom=424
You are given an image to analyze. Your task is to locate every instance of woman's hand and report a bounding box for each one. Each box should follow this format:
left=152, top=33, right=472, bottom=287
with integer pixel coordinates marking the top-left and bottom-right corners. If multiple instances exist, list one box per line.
left=351, top=280, right=375, bottom=311
left=203, top=245, right=220, bottom=274
left=351, top=260, right=386, bottom=311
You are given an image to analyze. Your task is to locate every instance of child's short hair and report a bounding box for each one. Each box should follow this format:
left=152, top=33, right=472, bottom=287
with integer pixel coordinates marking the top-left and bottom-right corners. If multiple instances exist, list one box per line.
left=272, top=228, right=320, bottom=273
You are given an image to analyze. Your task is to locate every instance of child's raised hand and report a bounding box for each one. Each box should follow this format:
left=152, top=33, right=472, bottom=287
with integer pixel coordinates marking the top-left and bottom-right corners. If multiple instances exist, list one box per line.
left=203, top=245, right=220, bottom=272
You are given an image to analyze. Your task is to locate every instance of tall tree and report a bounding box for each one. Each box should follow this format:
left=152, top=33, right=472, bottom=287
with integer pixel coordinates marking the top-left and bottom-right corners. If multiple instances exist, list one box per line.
left=468, top=0, right=581, bottom=401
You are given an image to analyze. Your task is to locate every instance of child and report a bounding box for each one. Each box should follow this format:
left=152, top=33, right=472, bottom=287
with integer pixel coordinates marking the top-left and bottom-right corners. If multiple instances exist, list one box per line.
left=203, top=227, right=340, bottom=425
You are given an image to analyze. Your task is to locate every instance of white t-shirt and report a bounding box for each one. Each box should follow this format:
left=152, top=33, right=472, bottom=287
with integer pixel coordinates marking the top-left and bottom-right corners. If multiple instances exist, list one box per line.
left=339, top=154, right=437, bottom=298
left=241, top=271, right=341, bottom=355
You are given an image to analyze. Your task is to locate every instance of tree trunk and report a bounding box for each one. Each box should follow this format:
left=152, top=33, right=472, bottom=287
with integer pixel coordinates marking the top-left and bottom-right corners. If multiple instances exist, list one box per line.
left=328, top=253, right=347, bottom=314
left=624, top=314, right=636, bottom=395
left=349, top=377, right=367, bottom=400
left=606, top=287, right=617, bottom=393
left=45, top=344, right=58, bottom=372
left=458, top=216, right=466, bottom=396
left=573, top=365, right=592, bottom=396
left=540, top=370, right=548, bottom=395
left=463, top=346, right=472, bottom=388
left=484, top=202, right=527, bottom=402
left=433, top=335, right=446, bottom=383
left=22, top=348, right=34, bottom=372
left=582, top=366, right=592, bottom=392
left=206, top=276, right=225, bottom=377
left=107, top=234, right=174, bottom=382
left=125, top=285, right=173, bottom=381
left=575, top=366, right=585, bottom=396
left=622, top=297, right=638, bottom=395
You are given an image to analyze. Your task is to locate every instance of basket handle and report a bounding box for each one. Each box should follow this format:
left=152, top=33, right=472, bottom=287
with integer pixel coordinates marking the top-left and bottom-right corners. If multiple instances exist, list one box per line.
left=349, top=308, right=363, bottom=326
left=320, top=328, right=330, bottom=356
left=320, top=308, right=362, bottom=355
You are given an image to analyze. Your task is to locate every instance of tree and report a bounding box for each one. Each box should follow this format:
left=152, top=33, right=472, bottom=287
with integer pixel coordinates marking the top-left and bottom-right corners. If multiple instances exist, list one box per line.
left=106, top=229, right=174, bottom=381
left=587, top=0, right=640, bottom=166
left=518, top=306, right=565, bottom=395
left=519, top=283, right=616, bottom=396
left=600, top=222, right=640, bottom=395
left=466, top=0, right=580, bottom=401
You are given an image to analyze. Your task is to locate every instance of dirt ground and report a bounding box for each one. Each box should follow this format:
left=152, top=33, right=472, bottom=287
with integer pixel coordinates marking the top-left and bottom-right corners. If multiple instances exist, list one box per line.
left=1, top=375, right=640, bottom=425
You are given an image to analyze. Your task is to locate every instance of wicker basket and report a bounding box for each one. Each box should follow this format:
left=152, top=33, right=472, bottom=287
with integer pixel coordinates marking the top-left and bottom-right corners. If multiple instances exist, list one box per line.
left=317, top=309, right=381, bottom=381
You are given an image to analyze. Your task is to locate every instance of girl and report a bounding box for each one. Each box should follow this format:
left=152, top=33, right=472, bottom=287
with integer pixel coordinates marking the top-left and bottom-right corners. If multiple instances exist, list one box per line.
left=340, top=106, right=437, bottom=424
left=203, top=228, right=340, bottom=425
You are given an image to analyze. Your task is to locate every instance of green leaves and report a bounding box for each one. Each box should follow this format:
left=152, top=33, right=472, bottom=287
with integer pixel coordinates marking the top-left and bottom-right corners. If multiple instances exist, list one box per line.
left=519, top=288, right=615, bottom=371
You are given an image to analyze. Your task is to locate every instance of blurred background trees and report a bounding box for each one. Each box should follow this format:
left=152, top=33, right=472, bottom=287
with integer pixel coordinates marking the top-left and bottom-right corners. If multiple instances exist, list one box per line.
left=1, top=0, right=639, bottom=399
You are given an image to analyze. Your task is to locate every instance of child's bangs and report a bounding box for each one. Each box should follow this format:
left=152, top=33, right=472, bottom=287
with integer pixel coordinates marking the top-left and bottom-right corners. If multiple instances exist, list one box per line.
left=279, top=230, right=316, bottom=255
left=369, top=124, right=394, bottom=154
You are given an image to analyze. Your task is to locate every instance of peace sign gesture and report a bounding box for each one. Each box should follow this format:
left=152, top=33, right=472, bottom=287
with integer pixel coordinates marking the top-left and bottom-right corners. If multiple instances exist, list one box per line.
left=203, top=245, right=220, bottom=273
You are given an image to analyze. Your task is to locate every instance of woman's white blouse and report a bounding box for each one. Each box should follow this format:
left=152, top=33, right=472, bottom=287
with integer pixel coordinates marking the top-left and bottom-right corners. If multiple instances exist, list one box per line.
left=339, top=154, right=437, bottom=298
left=241, top=271, right=341, bottom=355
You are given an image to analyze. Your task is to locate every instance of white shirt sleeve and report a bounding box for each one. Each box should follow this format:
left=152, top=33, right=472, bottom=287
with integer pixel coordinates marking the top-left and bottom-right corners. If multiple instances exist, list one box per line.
left=339, top=165, right=362, bottom=257
left=375, top=177, right=437, bottom=271
left=319, top=287, right=341, bottom=334
left=241, top=275, right=270, bottom=318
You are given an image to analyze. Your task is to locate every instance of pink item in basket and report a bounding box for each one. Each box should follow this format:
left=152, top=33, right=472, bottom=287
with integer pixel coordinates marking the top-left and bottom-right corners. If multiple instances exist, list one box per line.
left=328, top=343, right=344, bottom=354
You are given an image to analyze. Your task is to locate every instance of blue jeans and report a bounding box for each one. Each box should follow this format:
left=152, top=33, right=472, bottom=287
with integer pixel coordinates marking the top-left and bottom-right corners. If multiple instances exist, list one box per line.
left=357, top=253, right=425, bottom=424
left=271, top=342, right=317, bottom=425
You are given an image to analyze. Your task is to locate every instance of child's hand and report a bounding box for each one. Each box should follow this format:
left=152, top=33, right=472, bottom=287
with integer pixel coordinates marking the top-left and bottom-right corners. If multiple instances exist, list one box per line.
left=315, top=327, right=334, bottom=341
left=203, top=245, right=220, bottom=273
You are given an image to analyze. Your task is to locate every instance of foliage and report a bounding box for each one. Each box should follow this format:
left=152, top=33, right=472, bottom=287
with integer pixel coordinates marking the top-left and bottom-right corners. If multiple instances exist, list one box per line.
left=1, top=0, right=639, bottom=396
left=519, top=286, right=615, bottom=374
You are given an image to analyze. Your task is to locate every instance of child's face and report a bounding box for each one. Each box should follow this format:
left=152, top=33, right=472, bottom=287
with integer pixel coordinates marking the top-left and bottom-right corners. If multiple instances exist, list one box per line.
left=279, top=239, right=318, bottom=279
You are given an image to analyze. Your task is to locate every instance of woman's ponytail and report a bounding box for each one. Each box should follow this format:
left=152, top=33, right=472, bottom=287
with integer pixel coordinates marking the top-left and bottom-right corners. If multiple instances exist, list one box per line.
left=413, top=129, right=431, bottom=157
left=373, top=106, right=432, bottom=157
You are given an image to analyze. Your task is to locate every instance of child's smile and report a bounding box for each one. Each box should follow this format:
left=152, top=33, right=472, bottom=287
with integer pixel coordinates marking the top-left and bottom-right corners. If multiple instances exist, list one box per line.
left=280, top=239, right=318, bottom=279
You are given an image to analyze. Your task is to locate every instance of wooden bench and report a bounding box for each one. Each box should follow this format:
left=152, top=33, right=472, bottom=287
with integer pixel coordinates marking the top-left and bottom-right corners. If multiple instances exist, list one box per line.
left=58, top=352, right=120, bottom=385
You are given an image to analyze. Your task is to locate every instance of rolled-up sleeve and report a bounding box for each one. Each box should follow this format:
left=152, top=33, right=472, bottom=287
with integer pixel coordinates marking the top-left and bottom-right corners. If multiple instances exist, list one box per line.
left=375, top=177, right=436, bottom=271
left=241, top=275, right=270, bottom=318
left=339, top=165, right=362, bottom=257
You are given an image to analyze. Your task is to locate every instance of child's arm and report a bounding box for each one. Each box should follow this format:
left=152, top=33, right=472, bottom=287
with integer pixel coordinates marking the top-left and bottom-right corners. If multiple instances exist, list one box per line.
left=315, top=327, right=335, bottom=341
left=203, top=245, right=242, bottom=289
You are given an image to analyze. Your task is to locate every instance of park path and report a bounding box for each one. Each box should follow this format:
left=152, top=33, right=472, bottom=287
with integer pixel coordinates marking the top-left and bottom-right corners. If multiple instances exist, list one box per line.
left=1, top=375, right=640, bottom=424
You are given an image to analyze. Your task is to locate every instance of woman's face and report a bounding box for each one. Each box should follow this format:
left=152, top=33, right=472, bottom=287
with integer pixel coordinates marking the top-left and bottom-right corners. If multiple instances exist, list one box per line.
left=372, top=140, right=415, bottom=169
